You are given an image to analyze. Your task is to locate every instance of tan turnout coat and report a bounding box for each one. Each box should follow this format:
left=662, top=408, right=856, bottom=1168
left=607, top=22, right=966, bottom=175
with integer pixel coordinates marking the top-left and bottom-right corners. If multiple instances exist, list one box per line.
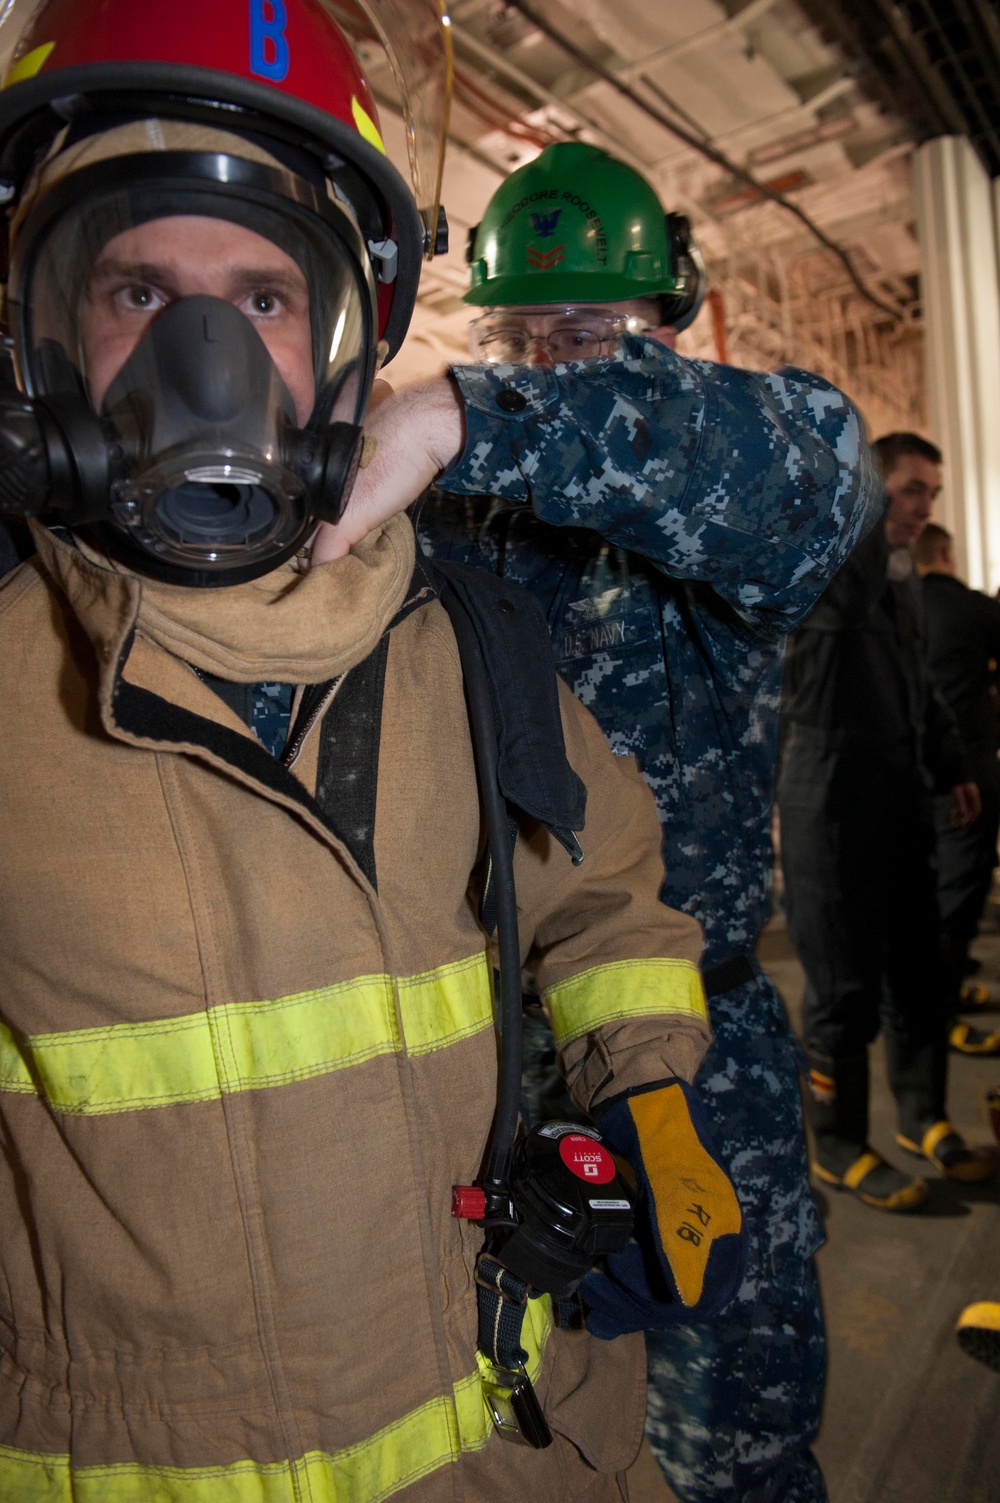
left=0, top=519, right=708, bottom=1503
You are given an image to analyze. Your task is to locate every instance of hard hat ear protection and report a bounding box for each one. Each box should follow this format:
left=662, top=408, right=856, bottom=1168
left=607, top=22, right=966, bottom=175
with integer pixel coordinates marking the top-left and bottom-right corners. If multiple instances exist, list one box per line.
left=660, top=214, right=706, bottom=333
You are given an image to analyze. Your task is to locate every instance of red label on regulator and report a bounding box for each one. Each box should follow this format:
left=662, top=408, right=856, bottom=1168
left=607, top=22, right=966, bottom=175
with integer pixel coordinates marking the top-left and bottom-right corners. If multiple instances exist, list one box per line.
left=559, top=1134, right=616, bottom=1184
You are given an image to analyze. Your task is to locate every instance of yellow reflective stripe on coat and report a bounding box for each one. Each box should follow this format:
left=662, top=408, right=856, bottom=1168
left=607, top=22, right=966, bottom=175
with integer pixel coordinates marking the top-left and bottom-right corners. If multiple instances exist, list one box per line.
left=0, top=1300, right=551, bottom=1502
left=545, top=957, right=707, bottom=1046
left=0, top=954, right=493, bottom=1116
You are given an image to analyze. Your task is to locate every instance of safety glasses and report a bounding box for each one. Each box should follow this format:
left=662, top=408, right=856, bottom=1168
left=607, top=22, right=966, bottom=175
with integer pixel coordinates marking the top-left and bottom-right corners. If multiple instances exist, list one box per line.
left=468, top=306, right=653, bottom=363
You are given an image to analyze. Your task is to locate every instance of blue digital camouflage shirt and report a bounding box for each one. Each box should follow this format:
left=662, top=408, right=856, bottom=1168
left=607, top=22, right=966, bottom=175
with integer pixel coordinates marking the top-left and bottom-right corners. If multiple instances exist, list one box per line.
left=417, top=337, right=878, bottom=966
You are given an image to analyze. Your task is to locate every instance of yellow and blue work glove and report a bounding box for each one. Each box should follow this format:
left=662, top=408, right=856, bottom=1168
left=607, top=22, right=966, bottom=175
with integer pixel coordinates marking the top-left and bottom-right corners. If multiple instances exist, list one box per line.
left=581, top=1079, right=747, bottom=1337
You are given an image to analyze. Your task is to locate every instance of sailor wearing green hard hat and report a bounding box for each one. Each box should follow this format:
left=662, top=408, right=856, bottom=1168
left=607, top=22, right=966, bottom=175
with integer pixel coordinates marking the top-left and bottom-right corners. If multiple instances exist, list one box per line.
left=464, top=141, right=705, bottom=363
left=316, top=140, right=879, bottom=1503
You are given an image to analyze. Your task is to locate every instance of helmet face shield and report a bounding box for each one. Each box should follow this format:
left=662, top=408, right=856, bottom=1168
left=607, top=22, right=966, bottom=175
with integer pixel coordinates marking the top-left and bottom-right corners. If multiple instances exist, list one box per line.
left=9, top=151, right=377, bottom=582
left=0, top=0, right=425, bottom=360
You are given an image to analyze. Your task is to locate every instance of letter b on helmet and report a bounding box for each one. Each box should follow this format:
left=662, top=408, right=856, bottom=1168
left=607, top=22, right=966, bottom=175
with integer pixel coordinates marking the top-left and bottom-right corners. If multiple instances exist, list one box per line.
left=249, top=0, right=290, bottom=83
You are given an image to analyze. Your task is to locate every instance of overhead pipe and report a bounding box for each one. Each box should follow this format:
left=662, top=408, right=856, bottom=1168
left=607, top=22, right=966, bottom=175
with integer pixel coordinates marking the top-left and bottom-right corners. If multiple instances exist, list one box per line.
left=506, top=0, right=905, bottom=322
left=617, top=0, right=784, bottom=82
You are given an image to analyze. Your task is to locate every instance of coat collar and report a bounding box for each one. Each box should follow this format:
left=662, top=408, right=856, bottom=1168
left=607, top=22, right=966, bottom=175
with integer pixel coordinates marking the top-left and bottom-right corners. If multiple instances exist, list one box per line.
left=31, top=515, right=416, bottom=694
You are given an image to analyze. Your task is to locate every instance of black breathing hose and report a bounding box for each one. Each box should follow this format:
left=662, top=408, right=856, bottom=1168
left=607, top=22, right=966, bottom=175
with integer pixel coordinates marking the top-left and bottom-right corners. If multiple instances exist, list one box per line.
left=439, top=584, right=524, bottom=1217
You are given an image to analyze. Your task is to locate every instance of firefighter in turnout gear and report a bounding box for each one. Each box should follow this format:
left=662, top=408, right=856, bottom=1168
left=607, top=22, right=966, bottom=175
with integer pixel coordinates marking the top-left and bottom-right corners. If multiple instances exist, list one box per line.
left=0, top=7, right=749, bottom=1499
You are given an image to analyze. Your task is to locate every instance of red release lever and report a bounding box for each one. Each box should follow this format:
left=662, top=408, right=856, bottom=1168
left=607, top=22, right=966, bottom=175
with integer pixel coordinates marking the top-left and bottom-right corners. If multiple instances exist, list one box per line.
left=452, top=1185, right=487, bottom=1219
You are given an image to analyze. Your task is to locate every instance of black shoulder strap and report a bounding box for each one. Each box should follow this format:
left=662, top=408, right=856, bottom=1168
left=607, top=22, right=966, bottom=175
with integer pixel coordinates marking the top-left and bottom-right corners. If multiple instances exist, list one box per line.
left=311, top=554, right=587, bottom=895
left=0, top=518, right=34, bottom=578
left=314, top=635, right=389, bottom=890
left=307, top=563, right=432, bottom=889
left=423, top=557, right=586, bottom=860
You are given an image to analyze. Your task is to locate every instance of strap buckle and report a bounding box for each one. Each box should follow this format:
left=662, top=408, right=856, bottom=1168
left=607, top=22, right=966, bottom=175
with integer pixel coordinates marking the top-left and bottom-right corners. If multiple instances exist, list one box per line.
left=480, top=1362, right=553, bottom=1449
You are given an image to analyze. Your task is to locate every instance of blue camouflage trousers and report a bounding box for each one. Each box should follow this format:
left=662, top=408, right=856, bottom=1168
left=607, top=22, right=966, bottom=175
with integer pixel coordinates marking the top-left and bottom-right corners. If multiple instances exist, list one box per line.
left=522, top=971, right=828, bottom=1503
left=645, top=973, right=827, bottom=1502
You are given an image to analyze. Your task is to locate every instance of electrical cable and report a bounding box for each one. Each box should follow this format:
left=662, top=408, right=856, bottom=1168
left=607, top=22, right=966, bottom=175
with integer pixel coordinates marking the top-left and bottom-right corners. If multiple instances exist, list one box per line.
left=506, top=0, right=904, bottom=322
left=452, top=63, right=558, bottom=150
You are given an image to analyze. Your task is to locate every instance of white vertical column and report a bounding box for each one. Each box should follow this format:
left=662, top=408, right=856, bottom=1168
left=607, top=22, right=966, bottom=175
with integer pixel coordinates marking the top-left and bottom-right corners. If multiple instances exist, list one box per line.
left=913, top=137, right=1000, bottom=592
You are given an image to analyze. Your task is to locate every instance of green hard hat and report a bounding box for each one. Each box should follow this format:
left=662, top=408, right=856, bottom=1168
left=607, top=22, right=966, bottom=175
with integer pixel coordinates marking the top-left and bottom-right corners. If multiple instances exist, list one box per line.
left=465, top=142, right=703, bottom=322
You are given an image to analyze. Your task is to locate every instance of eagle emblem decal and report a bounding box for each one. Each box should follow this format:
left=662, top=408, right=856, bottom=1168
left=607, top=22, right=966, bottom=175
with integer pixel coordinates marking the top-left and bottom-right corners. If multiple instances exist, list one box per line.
left=530, top=209, right=562, bottom=237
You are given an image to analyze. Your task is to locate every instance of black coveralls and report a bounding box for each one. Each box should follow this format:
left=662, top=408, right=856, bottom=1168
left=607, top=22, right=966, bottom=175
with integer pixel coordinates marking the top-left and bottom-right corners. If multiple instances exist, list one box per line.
left=923, top=571, right=1000, bottom=985
left=777, top=523, right=967, bottom=1142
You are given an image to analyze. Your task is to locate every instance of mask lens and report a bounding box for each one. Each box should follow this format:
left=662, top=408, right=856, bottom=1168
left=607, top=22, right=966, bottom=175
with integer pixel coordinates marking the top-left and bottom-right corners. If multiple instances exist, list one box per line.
left=97, top=292, right=312, bottom=576
left=11, top=155, right=376, bottom=582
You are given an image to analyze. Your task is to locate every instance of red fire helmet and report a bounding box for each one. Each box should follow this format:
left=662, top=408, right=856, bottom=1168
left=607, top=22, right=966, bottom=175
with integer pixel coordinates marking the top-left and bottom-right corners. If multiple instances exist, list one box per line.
left=0, top=0, right=422, bottom=356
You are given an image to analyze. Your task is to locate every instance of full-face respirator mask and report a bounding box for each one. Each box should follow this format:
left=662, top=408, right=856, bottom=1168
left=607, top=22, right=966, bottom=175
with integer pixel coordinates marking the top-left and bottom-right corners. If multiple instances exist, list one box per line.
left=0, top=145, right=381, bottom=585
